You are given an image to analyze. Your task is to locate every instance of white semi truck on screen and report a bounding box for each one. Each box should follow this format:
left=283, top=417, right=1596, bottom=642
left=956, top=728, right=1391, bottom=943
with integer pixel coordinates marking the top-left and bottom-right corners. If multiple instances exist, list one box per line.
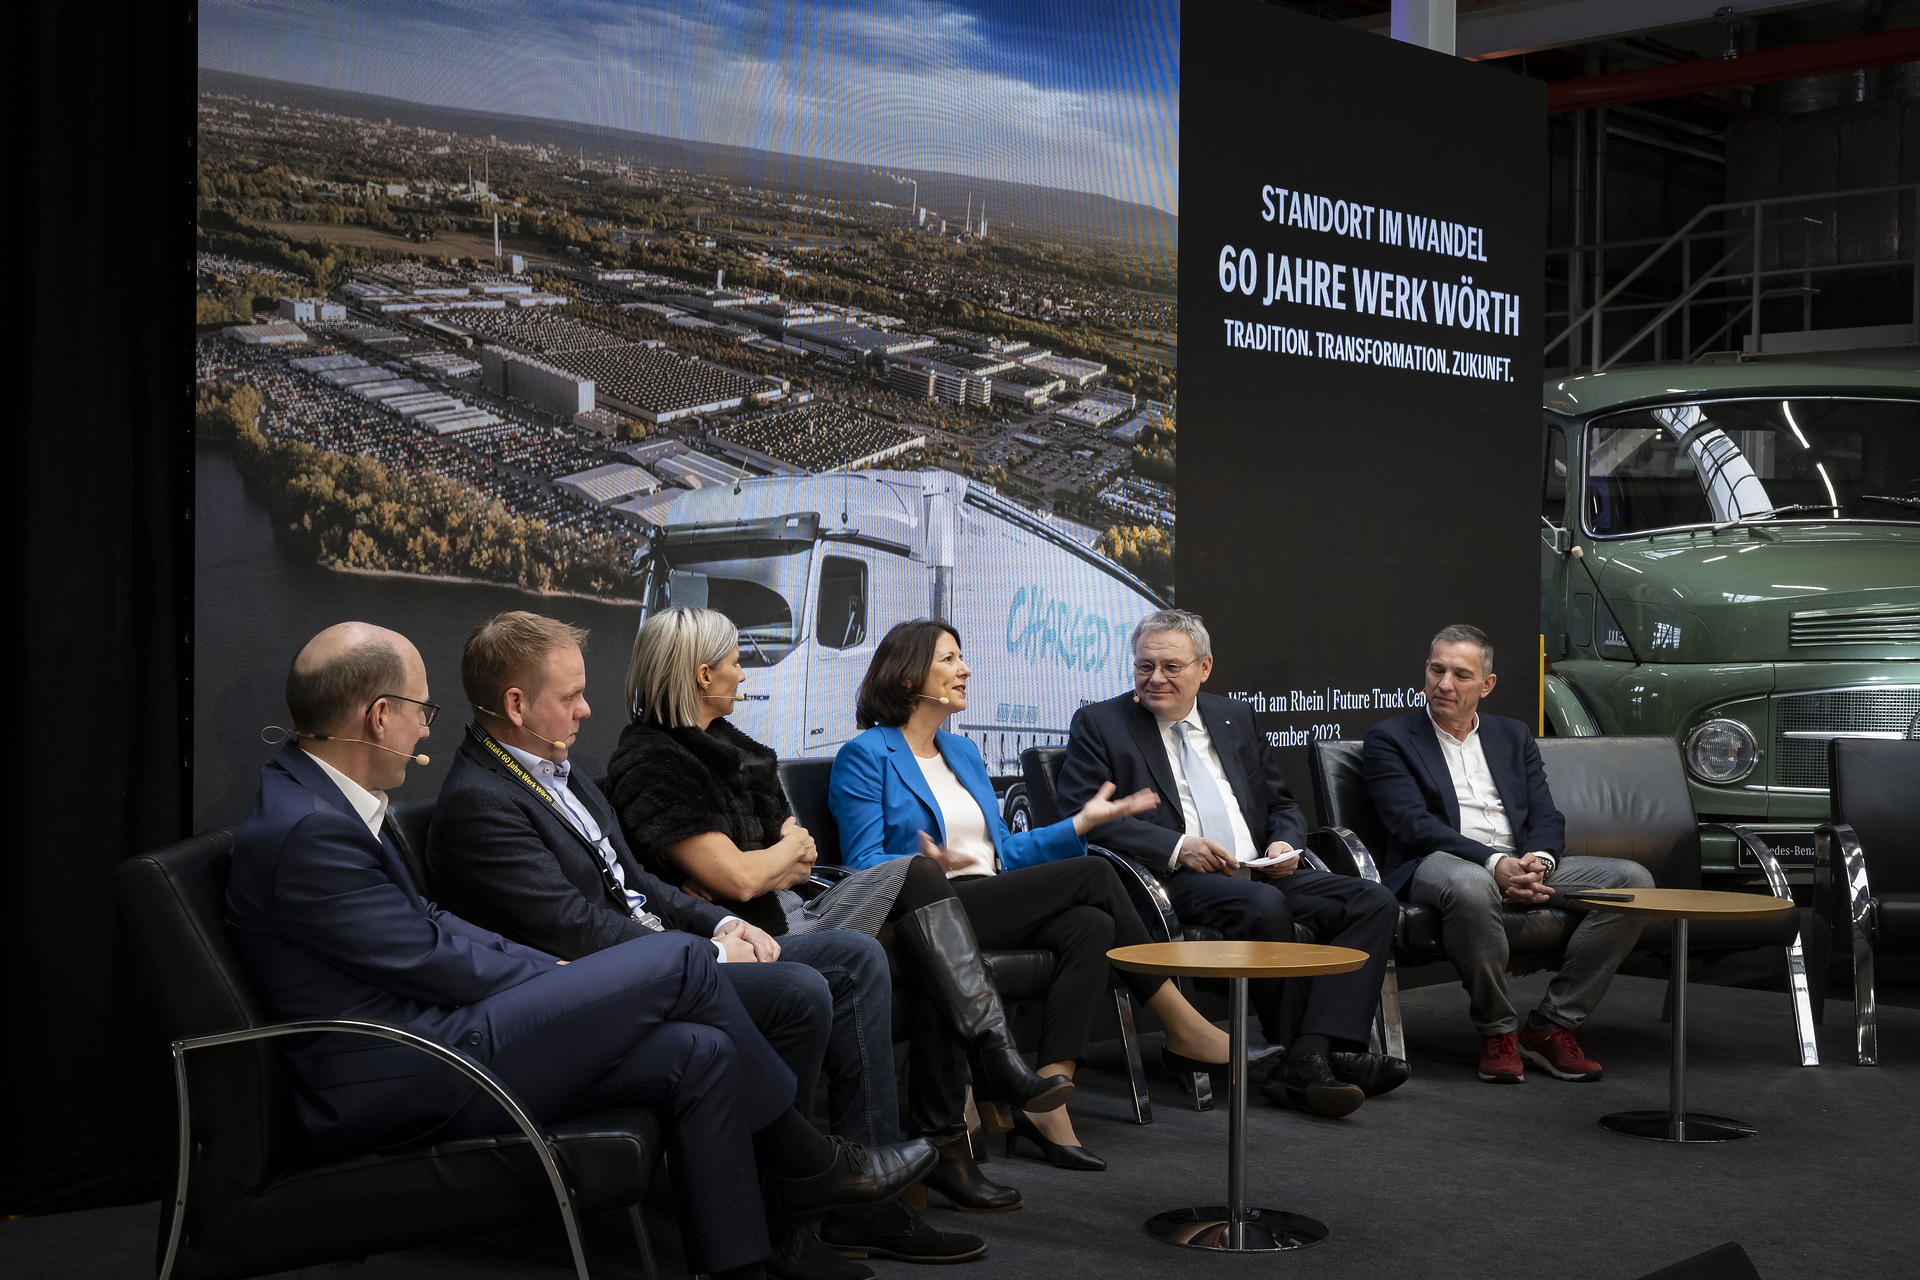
left=635, top=469, right=1167, bottom=828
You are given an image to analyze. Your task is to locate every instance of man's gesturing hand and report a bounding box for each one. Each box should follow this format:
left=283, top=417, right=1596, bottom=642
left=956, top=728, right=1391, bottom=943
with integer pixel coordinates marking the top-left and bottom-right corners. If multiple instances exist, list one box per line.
left=1493, top=854, right=1552, bottom=904
left=1176, top=835, right=1239, bottom=875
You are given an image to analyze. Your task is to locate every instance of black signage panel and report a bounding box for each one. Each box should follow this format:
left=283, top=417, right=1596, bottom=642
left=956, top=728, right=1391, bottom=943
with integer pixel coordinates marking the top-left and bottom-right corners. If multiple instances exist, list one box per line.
left=1180, top=2, right=1546, bottom=814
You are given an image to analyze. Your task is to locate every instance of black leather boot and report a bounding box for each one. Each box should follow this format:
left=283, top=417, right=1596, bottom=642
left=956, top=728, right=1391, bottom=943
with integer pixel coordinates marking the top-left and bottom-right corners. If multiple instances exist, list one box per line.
left=895, top=899, right=1074, bottom=1113
left=919, top=1132, right=1022, bottom=1213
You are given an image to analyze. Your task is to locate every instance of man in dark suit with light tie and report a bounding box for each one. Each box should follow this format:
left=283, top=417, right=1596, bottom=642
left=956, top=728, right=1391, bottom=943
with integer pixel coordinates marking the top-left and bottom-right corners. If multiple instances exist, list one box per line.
left=1058, top=609, right=1403, bottom=1117
left=427, top=611, right=978, bottom=1272
left=1362, top=624, right=1653, bottom=1085
left=225, top=622, right=931, bottom=1280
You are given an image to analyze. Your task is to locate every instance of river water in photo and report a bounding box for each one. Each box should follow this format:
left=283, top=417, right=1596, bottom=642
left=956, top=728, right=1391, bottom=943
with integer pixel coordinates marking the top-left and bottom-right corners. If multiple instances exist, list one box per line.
left=194, top=446, right=646, bottom=829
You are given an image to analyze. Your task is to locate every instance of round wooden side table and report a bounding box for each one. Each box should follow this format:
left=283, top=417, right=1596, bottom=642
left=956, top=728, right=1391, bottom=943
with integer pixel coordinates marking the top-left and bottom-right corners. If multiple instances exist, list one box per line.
left=1566, top=887, right=1795, bottom=1143
left=1108, top=940, right=1369, bottom=1252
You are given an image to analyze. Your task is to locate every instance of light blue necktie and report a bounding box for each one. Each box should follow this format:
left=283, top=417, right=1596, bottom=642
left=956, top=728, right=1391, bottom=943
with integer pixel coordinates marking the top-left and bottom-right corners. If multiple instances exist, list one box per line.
left=1174, top=721, right=1239, bottom=856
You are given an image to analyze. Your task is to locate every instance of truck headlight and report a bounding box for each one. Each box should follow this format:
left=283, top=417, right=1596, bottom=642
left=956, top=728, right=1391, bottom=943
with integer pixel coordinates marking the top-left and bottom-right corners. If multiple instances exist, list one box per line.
left=1684, top=718, right=1759, bottom=784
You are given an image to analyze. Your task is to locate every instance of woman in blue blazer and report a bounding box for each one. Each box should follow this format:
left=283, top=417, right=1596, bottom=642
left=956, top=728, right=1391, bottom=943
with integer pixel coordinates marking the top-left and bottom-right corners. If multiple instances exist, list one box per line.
left=831, top=621, right=1237, bottom=1170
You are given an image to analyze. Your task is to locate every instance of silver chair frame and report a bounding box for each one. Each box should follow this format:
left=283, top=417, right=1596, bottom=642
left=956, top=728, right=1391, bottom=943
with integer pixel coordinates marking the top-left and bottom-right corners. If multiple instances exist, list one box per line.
left=1815, top=821, right=1879, bottom=1066
left=1706, top=824, right=1820, bottom=1068
left=161, top=1018, right=659, bottom=1280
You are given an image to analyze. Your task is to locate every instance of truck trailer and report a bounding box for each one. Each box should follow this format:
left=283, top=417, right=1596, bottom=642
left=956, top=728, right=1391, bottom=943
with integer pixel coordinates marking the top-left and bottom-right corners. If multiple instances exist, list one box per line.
left=636, top=468, right=1167, bottom=827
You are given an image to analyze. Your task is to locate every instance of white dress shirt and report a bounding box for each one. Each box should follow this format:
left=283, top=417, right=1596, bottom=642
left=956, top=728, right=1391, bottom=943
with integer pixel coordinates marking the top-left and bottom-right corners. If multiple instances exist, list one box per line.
left=1156, top=703, right=1258, bottom=872
left=1425, top=710, right=1555, bottom=874
left=501, top=742, right=738, bottom=960
left=305, top=749, right=389, bottom=838
left=914, top=749, right=998, bottom=877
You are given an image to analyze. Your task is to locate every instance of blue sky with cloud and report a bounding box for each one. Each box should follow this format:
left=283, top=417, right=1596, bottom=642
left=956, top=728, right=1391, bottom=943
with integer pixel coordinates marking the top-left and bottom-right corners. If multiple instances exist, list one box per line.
left=199, top=0, right=1179, bottom=213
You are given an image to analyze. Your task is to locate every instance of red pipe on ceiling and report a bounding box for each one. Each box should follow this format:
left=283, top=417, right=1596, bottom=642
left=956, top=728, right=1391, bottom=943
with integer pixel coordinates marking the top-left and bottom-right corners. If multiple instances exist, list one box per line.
left=1546, top=27, right=1920, bottom=113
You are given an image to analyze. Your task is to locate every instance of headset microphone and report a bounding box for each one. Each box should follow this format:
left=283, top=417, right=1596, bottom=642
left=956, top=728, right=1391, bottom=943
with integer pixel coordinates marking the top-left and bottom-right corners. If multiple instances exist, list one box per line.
left=917, top=694, right=951, bottom=705
left=474, top=705, right=567, bottom=751
left=281, top=729, right=429, bottom=766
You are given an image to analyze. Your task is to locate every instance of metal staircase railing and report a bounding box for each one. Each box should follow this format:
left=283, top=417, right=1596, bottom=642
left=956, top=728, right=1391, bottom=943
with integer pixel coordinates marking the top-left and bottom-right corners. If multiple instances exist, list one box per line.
left=1545, top=182, right=1920, bottom=373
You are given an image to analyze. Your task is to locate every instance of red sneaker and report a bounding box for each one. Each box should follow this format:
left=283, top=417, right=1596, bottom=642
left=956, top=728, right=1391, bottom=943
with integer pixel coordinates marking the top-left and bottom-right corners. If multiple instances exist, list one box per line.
left=1478, top=1033, right=1524, bottom=1083
left=1520, top=1020, right=1603, bottom=1081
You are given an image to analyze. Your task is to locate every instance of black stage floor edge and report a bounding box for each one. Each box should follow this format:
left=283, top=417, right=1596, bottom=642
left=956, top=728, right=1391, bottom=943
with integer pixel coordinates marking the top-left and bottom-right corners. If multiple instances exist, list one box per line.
left=6, top=971, right=1915, bottom=1280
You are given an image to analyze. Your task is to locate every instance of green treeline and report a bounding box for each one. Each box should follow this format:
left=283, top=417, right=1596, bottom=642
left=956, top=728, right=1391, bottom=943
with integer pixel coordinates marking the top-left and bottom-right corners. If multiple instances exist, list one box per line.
left=1132, top=416, right=1175, bottom=486
left=197, top=382, right=634, bottom=596
left=1097, top=524, right=1173, bottom=591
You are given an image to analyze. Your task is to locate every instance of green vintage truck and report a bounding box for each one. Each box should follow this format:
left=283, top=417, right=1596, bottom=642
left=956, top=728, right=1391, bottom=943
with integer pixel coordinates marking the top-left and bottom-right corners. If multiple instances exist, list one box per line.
left=1540, top=364, right=1920, bottom=878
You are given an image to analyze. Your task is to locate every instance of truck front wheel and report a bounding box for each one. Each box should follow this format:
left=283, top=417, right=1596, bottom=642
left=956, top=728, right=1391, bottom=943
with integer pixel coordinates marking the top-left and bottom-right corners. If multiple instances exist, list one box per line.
left=1003, top=784, right=1034, bottom=834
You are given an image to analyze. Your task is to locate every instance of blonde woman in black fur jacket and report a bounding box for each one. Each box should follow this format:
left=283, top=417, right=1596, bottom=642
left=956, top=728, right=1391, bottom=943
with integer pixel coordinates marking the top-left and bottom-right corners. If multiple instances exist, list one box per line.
left=606, top=608, right=1062, bottom=1217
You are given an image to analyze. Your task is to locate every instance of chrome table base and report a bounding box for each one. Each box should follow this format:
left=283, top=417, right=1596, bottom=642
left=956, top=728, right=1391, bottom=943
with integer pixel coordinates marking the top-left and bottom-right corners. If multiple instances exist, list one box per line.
left=1144, top=977, right=1328, bottom=1252
left=1599, top=1111, right=1756, bottom=1143
left=1145, top=1206, right=1328, bottom=1252
left=1600, top=917, right=1757, bottom=1144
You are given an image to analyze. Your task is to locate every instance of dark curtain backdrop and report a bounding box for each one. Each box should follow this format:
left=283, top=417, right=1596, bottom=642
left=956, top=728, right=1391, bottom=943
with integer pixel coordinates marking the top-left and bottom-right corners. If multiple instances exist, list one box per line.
left=4, top=5, right=193, bottom=1214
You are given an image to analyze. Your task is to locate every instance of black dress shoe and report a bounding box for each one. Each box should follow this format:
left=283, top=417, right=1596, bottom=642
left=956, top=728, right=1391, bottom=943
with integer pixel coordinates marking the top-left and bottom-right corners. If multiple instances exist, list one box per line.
left=767, top=1137, right=938, bottom=1223
left=920, top=1133, right=1021, bottom=1212
left=1162, top=1043, right=1284, bottom=1091
left=767, top=1226, right=875, bottom=1280
left=1003, top=1111, right=1106, bottom=1171
left=1328, top=1051, right=1411, bottom=1097
left=1258, top=1053, right=1365, bottom=1118
left=820, top=1198, right=989, bottom=1263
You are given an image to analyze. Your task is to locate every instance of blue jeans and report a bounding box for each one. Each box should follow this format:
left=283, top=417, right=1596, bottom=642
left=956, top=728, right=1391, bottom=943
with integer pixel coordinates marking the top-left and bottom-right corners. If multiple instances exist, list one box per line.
left=725, top=928, right=899, bottom=1146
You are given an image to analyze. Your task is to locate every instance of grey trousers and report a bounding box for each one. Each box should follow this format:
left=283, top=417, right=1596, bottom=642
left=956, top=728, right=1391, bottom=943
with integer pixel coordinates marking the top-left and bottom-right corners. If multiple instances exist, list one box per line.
left=1408, top=853, right=1655, bottom=1035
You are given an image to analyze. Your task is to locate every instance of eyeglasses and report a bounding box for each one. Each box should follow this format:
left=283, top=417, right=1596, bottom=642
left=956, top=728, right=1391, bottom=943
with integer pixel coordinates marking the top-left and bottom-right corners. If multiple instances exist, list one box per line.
left=368, top=694, right=440, bottom=726
left=1134, top=661, right=1192, bottom=678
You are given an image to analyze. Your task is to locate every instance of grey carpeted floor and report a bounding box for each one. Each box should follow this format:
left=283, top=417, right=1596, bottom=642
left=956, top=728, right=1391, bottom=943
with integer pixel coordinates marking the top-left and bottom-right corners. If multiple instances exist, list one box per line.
left=7, top=972, right=1915, bottom=1280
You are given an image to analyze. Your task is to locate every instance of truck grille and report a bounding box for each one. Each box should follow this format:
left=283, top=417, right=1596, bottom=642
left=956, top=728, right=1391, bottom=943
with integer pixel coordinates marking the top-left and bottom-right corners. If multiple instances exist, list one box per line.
left=1772, top=687, right=1920, bottom=788
left=1789, top=605, right=1920, bottom=647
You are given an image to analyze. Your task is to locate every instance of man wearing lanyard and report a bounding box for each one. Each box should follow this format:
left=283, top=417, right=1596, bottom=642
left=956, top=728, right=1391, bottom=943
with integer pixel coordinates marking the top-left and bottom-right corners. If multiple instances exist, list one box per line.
left=428, top=612, right=978, bottom=1277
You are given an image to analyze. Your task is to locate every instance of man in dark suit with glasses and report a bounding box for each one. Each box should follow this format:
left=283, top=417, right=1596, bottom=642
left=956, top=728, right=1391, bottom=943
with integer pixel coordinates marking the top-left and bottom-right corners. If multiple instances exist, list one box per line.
left=1058, top=609, right=1404, bottom=1117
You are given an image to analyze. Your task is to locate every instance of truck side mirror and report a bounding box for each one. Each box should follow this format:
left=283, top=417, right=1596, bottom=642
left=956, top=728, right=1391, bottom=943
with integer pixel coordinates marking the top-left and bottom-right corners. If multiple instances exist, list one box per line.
left=1540, top=517, right=1571, bottom=556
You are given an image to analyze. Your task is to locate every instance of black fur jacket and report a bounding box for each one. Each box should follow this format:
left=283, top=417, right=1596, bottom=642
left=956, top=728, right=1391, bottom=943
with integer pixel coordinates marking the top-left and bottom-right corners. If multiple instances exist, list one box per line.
left=605, top=716, right=794, bottom=936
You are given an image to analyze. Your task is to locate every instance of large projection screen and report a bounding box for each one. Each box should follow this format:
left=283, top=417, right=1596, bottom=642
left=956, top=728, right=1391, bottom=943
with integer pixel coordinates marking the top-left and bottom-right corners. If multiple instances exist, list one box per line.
left=194, top=1, right=1180, bottom=828
left=1180, top=3, right=1545, bottom=803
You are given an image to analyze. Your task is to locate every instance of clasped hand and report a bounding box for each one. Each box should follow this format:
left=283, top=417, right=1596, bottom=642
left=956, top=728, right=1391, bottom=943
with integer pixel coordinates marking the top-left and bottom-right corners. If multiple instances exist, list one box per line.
left=715, top=918, right=781, bottom=963
left=1493, top=853, right=1553, bottom=904
left=777, top=815, right=818, bottom=887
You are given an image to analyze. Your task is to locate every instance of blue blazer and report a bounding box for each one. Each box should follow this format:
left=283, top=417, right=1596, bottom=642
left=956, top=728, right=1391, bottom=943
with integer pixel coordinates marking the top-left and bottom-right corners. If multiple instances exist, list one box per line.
left=1360, top=710, right=1567, bottom=896
left=829, top=726, right=1085, bottom=872
left=226, top=744, right=559, bottom=1155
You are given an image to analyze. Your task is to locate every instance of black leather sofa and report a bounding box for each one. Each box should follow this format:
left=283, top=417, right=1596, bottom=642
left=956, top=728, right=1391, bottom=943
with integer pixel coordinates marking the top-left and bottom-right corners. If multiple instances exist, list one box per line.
left=1309, top=735, right=1816, bottom=1066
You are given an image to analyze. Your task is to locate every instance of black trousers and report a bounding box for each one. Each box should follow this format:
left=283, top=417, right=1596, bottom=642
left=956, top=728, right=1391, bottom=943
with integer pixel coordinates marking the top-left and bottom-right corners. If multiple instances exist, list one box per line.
left=1167, top=867, right=1397, bottom=1046
left=893, top=855, right=1162, bottom=1137
left=956, top=857, right=1164, bottom=1064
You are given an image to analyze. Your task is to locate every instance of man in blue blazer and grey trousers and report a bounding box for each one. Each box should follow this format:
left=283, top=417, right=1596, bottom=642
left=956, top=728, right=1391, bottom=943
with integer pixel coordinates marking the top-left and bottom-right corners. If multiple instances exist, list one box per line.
left=1362, top=624, right=1652, bottom=1086
left=225, top=622, right=931, bottom=1280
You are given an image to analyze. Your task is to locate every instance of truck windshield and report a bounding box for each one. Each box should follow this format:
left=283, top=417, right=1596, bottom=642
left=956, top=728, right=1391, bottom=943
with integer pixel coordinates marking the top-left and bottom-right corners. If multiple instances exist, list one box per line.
left=1584, top=397, right=1920, bottom=537
left=645, top=538, right=812, bottom=666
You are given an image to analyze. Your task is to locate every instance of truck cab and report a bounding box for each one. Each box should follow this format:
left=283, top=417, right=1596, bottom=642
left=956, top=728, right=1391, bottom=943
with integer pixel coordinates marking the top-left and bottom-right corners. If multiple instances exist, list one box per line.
left=1540, top=365, right=1920, bottom=878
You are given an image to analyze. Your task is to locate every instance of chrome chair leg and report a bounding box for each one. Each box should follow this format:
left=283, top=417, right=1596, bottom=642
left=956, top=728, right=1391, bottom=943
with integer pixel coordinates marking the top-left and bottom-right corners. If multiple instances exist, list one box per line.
left=1114, top=988, right=1154, bottom=1124
left=1836, top=831, right=1879, bottom=1066
left=1783, top=934, right=1820, bottom=1067
left=1376, top=960, right=1405, bottom=1061
left=629, top=1206, right=661, bottom=1280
